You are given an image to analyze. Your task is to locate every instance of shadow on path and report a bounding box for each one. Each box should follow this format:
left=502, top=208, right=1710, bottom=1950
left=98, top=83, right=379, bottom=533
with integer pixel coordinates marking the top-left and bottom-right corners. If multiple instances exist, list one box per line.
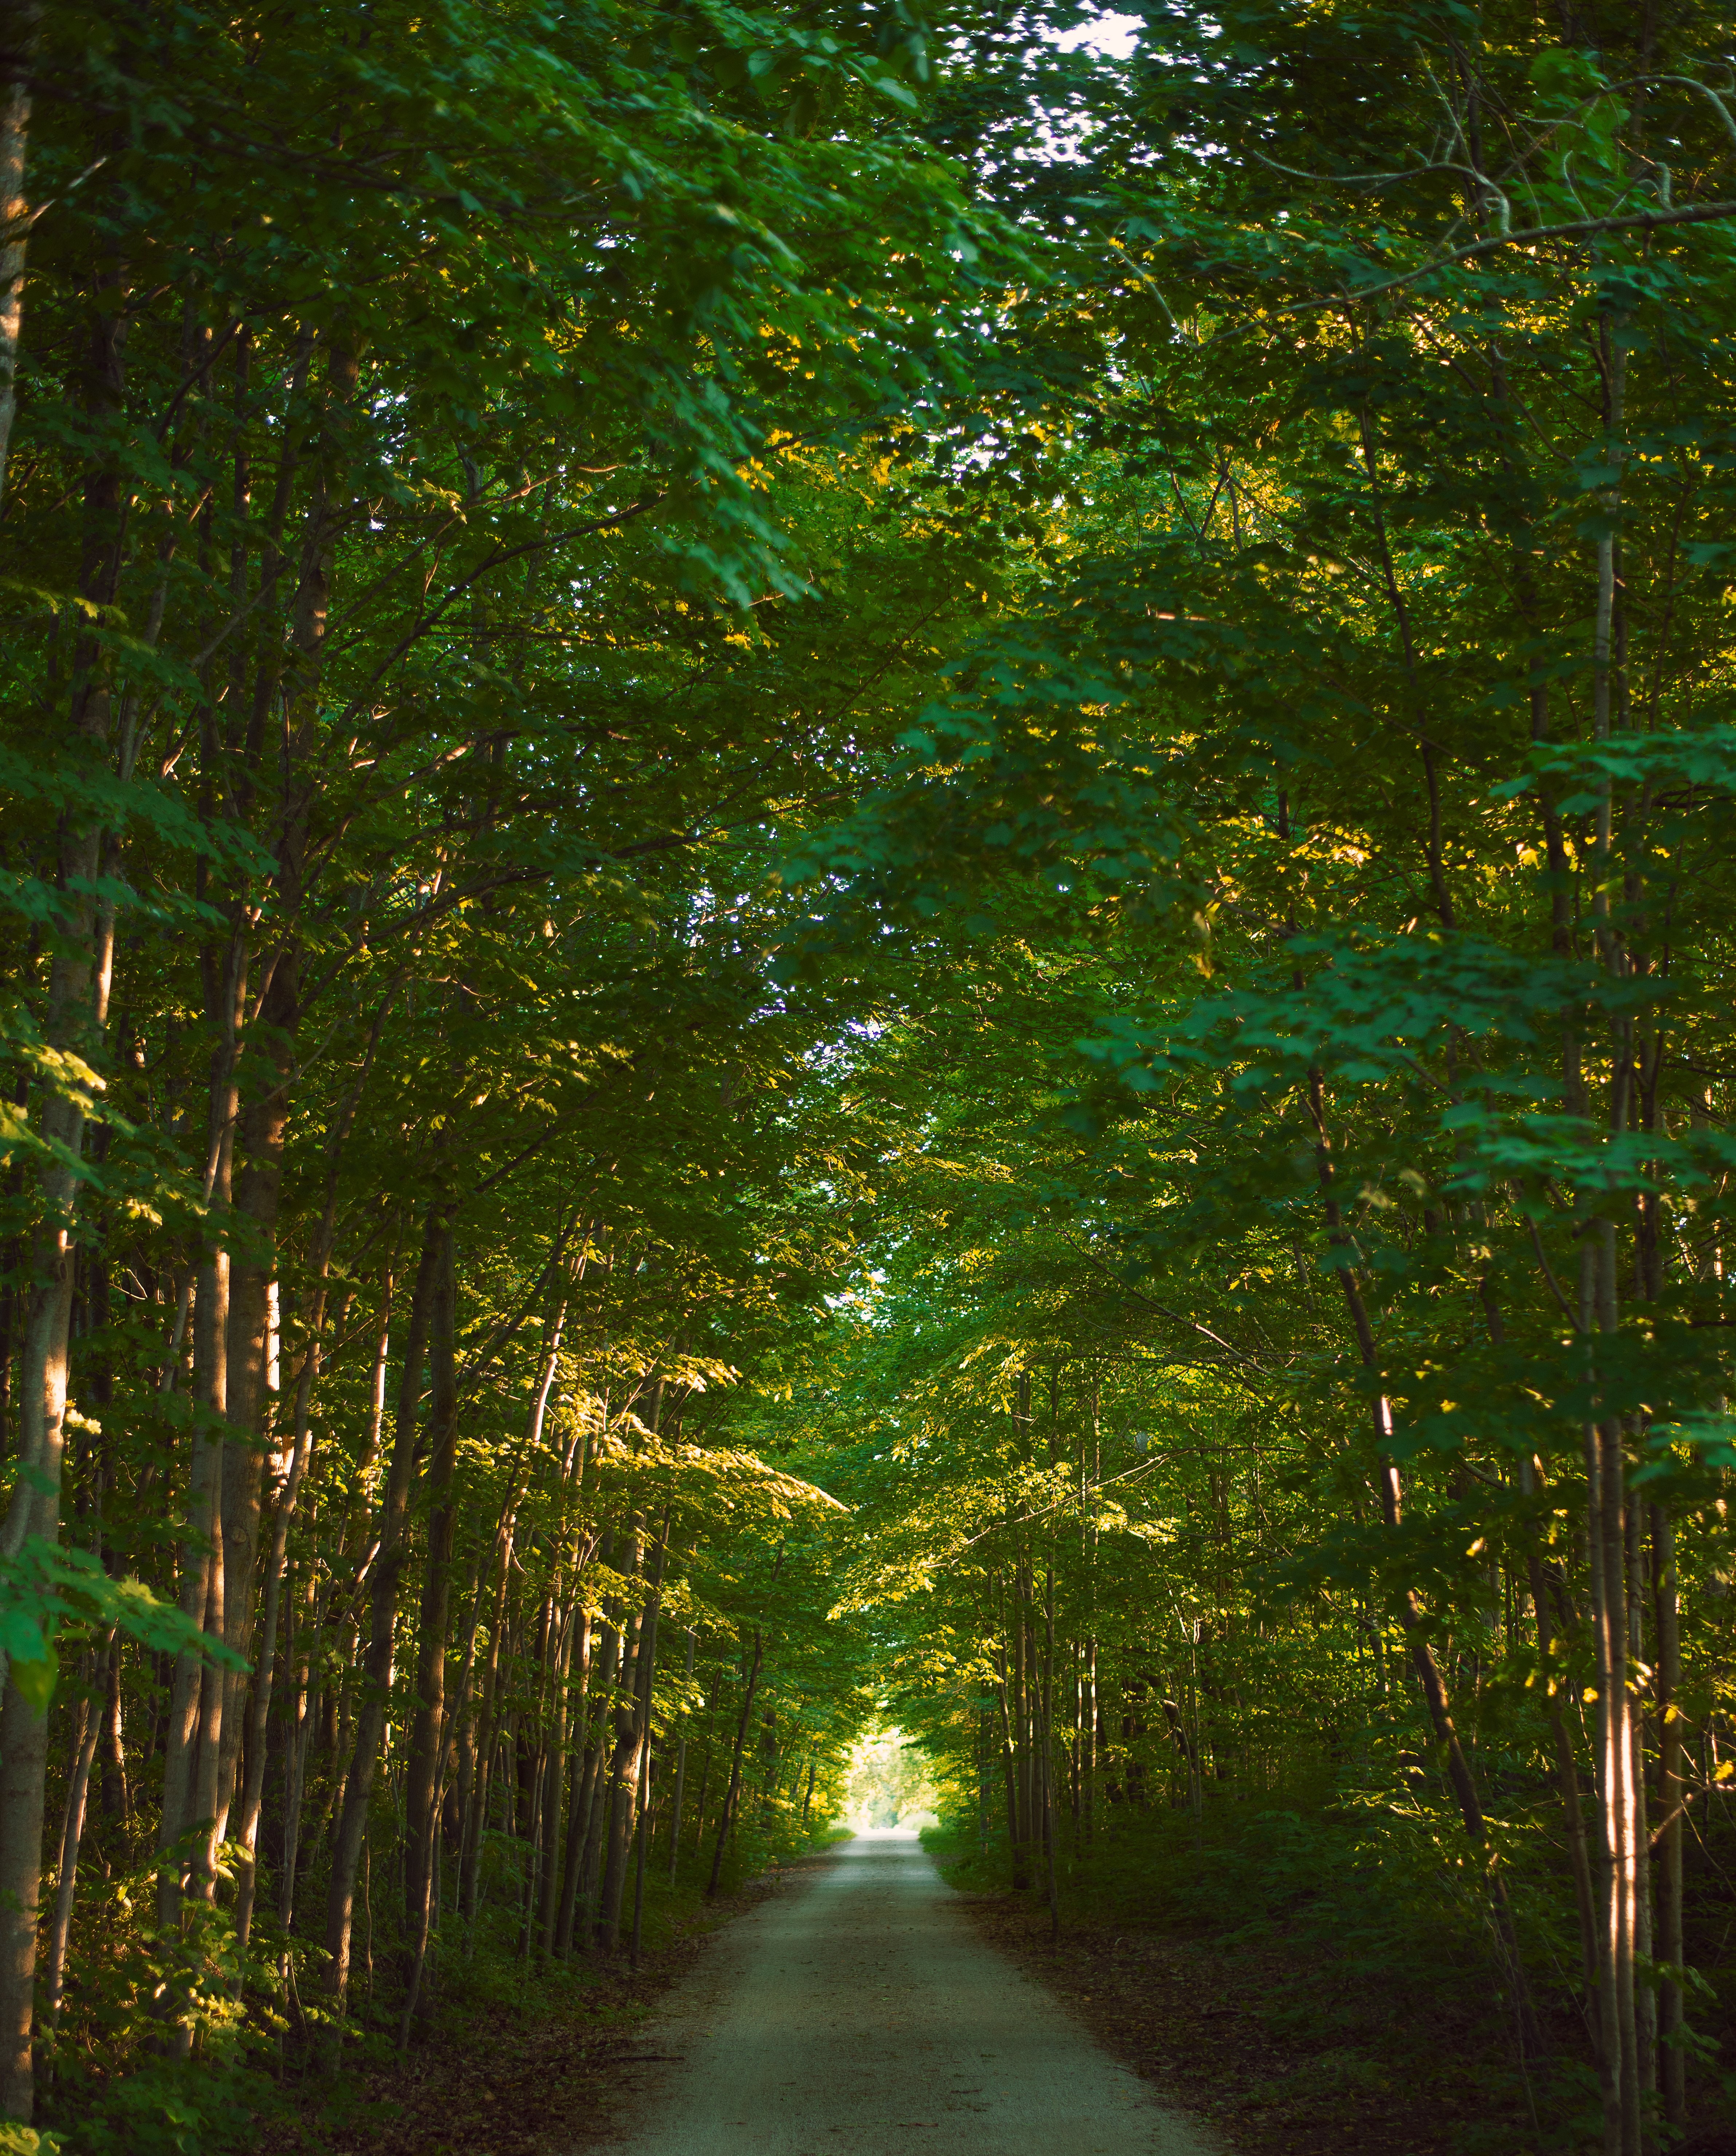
left=605, top=1828, right=1219, bottom=2156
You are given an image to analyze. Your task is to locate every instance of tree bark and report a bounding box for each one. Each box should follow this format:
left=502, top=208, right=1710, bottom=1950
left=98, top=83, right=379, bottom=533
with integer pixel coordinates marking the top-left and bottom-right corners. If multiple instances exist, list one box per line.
left=401, top=1219, right=459, bottom=1980
left=460, top=1525, right=512, bottom=1928
left=706, top=1629, right=762, bottom=1898
left=322, top=1203, right=441, bottom=2014
left=666, top=1629, right=695, bottom=1880
left=1652, top=1503, right=1684, bottom=2130
left=557, top=1602, right=612, bottom=1956
left=0, top=263, right=128, bottom=2122
left=0, top=0, right=40, bottom=510
left=157, top=932, right=248, bottom=1930
left=213, top=957, right=295, bottom=1852
left=234, top=993, right=398, bottom=1954
left=535, top=1600, right=576, bottom=1955
left=598, top=1524, right=660, bottom=1950
left=44, top=1653, right=106, bottom=2028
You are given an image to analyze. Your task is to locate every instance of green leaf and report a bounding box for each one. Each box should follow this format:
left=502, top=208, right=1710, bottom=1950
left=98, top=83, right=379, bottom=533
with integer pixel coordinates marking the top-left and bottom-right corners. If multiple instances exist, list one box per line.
left=9, top=1642, right=57, bottom=1716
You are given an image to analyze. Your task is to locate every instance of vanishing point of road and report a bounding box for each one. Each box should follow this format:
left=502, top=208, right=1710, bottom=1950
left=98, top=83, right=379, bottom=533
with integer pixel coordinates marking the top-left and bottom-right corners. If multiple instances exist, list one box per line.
left=607, top=1828, right=1218, bottom=2156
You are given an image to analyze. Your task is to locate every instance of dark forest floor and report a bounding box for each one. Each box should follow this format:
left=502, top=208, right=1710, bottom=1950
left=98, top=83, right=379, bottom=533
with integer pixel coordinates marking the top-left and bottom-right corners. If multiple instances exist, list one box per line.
left=266, top=1861, right=827, bottom=2156
left=256, top=1840, right=1731, bottom=2156
left=940, top=1871, right=1596, bottom=2156
left=948, top=1878, right=1505, bottom=2156
left=292, top=1844, right=1517, bottom=2156
left=944, top=1873, right=1736, bottom=2156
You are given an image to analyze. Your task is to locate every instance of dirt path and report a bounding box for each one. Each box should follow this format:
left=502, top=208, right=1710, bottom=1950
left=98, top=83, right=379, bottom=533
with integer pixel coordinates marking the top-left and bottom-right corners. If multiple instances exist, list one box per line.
left=603, top=1829, right=1219, bottom=2156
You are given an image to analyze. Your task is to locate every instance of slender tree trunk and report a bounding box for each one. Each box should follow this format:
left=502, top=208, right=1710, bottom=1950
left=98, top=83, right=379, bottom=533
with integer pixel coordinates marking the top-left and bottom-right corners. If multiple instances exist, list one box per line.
left=0, top=0, right=40, bottom=510
left=629, top=1740, right=651, bottom=1968
left=689, top=1680, right=719, bottom=1857
left=1003, top=1588, right=1030, bottom=1886
left=706, top=1631, right=763, bottom=1897
left=1652, top=1502, right=1684, bottom=2130
left=1043, top=1565, right=1059, bottom=1939
left=1583, top=1210, right=1641, bottom=2156
left=665, top=1629, right=694, bottom=1878
left=1627, top=1494, right=1654, bottom=2120
left=583, top=1524, right=638, bottom=1920
left=1585, top=309, right=1641, bottom=2156
left=401, top=1221, right=460, bottom=1986
left=547, top=1606, right=592, bottom=1943
left=214, top=960, right=295, bottom=1851
left=323, top=1204, right=441, bottom=2015
left=462, top=1533, right=511, bottom=1929
left=535, top=1601, right=576, bottom=1954
left=1590, top=1395, right=1635, bottom=2155
left=278, top=1591, right=318, bottom=1934
left=1524, top=1535, right=1601, bottom=2031
left=44, top=1655, right=105, bottom=2028
left=0, top=265, right=127, bottom=2124
left=1082, top=1638, right=1098, bottom=1845
left=995, top=1640, right=1019, bottom=1868
left=99, top=1631, right=127, bottom=1826
left=457, top=1297, right=562, bottom=1932
left=232, top=1291, right=330, bottom=1953
left=159, top=934, right=249, bottom=1932
left=568, top=1576, right=622, bottom=1944
left=600, top=1525, right=664, bottom=1948
left=977, top=1707, right=990, bottom=1857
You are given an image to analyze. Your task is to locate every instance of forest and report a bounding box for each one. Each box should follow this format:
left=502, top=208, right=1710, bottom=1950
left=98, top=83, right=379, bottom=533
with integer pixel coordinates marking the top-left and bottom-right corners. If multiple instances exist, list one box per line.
left=0, top=0, right=1733, bottom=2151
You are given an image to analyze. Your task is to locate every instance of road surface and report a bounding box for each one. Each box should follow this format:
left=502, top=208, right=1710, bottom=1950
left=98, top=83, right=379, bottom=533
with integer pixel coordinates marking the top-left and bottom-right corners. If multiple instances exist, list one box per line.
left=605, top=1828, right=1218, bottom=2156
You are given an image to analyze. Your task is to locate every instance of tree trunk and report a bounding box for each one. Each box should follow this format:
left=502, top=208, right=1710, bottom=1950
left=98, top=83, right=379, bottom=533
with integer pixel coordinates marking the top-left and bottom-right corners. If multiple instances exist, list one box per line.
left=1652, top=1502, right=1684, bottom=2130
left=575, top=1637, right=618, bottom=1907
left=158, top=927, right=250, bottom=1935
left=44, top=1657, right=104, bottom=2030
left=0, top=0, right=40, bottom=510
left=535, top=1599, right=576, bottom=1955
left=99, top=1631, right=127, bottom=1826
left=322, top=1204, right=441, bottom=2014
left=231, top=1288, right=328, bottom=1955
left=1523, top=1535, right=1601, bottom=2032
left=460, top=1530, right=512, bottom=1928
left=401, top=1220, right=459, bottom=1984
left=1042, top=1565, right=1059, bottom=1939
left=706, top=1629, right=762, bottom=1898
left=629, top=1739, right=651, bottom=1968
left=214, top=959, right=295, bottom=1852
left=598, top=1542, right=660, bottom=1950
left=0, top=259, right=126, bottom=2125
left=666, top=1629, right=695, bottom=1880
left=558, top=1606, right=613, bottom=1956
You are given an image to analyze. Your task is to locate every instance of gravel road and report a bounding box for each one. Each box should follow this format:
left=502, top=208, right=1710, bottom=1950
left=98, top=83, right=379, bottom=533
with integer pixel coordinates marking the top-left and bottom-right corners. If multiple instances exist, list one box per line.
left=605, top=1828, right=1219, bottom=2156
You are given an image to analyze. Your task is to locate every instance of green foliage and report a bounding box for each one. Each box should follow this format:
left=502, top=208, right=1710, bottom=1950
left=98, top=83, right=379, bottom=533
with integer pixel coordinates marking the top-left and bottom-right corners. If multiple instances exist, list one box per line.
left=0, top=2129, right=65, bottom=2156
left=0, top=1541, right=244, bottom=1714
left=53, top=2061, right=272, bottom=2156
left=3, top=0, right=1735, bottom=2147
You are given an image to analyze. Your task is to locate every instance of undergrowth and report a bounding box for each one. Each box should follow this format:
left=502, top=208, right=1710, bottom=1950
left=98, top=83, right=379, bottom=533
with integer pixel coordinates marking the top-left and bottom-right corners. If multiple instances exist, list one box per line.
left=923, top=1764, right=1644, bottom=2155
left=33, top=1817, right=843, bottom=2156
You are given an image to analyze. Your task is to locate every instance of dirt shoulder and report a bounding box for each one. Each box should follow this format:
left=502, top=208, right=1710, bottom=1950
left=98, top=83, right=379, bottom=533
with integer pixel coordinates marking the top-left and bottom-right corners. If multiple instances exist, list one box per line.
left=942, top=1872, right=1519, bottom=2156
left=284, top=1857, right=839, bottom=2156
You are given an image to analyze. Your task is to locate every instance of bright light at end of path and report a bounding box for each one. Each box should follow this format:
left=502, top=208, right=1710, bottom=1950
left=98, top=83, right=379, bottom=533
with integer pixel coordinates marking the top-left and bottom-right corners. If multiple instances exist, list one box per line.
left=836, top=1724, right=941, bottom=1834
